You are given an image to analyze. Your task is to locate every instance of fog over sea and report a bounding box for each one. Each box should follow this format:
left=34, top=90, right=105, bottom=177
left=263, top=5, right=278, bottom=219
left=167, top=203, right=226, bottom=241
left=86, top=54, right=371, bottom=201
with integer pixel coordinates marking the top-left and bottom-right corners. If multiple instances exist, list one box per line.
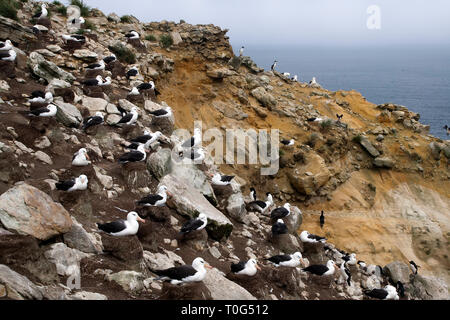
left=236, top=44, right=450, bottom=140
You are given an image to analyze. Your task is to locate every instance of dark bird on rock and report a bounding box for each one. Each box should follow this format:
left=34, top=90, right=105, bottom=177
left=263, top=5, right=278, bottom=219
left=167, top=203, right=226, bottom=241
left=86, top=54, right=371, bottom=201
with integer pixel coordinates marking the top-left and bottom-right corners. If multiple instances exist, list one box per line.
left=152, top=258, right=212, bottom=285
left=320, top=210, right=325, bottom=228
left=82, top=112, right=104, bottom=131
left=340, top=262, right=352, bottom=286
left=409, top=261, right=420, bottom=275
left=271, top=60, right=278, bottom=71
left=97, top=211, right=145, bottom=236
left=231, top=259, right=261, bottom=276
left=118, top=144, right=146, bottom=164
left=303, top=260, right=336, bottom=276
left=444, top=125, right=449, bottom=136
left=103, top=54, right=116, bottom=64
left=179, top=213, right=208, bottom=235
left=126, top=67, right=139, bottom=79
left=364, top=285, right=399, bottom=300
left=272, top=219, right=288, bottom=235
left=270, top=203, right=291, bottom=220
left=336, top=114, right=344, bottom=121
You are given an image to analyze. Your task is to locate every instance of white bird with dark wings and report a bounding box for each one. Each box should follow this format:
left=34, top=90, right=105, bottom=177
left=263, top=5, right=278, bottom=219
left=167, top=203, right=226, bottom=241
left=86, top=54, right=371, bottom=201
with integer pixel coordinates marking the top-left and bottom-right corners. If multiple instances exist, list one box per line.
left=136, top=186, right=171, bottom=207
left=151, top=257, right=212, bottom=285
left=179, top=213, right=208, bottom=235
left=266, top=252, right=304, bottom=268
left=97, top=211, right=145, bottom=236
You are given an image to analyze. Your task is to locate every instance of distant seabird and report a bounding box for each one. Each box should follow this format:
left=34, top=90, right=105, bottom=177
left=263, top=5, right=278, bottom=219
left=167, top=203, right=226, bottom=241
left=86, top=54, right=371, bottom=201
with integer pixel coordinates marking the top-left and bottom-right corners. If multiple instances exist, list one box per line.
left=320, top=210, right=325, bottom=228
left=409, top=261, right=420, bottom=275
left=126, top=67, right=139, bottom=79
left=292, top=75, right=298, bottom=82
left=343, top=253, right=357, bottom=266
left=32, top=24, right=48, bottom=34
left=303, top=260, right=336, bottom=276
left=99, top=76, right=111, bottom=86
left=56, top=175, right=88, bottom=192
left=282, top=72, right=290, bottom=77
left=126, top=131, right=162, bottom=150
left=82, top=75, right=104, bottom=87
left=71, top=16, right=85, bottom=26
left=72, top=148, right=91, bottom=166
left=118, top=143, right=147, bottom=164
left=148, top=106, right=172, bottom=118
left=115, top=106, right=139, bottom=126
left=103, top=54, right=116, bottom=64
left=364, top=285, right=399, bottom=300
left=28, top=91, right=53, bottom=104
left=300, top=230, right=327, bottom=243
left=281, top=139, right=295, bottom=147
left=137, top=81, right=160, bottom=96
left=231, top=259, right=261, bottom=276
left=181, top=128, right=202, bottom=149
left=272, top=219, right=288, bottom=235
left=266, top=252, right=304, bottom=268
left=357, top=261, right=367, bottom=270
left=443, top=125, right=449, bottom=136
left=125, top=30, right=140, bottom=40
left=270, top=203, right=291, bottom=220
left=62, top=34, right=86, bottom=43
left=249, top=187, right=257, bottom=202
left=29, top=104, right=57, bottom=117
left=336, top=114, right=344, bottom=122
left=82, top=112, right=104, bottom=131
left=396, top=281, right=405, bottom=298
left=32, top=3, right=48, bottom=20
left=309, top=77, right=320, bottom=87
left=247, top=192, right=273, bottom=214
left=128, top=129, right=153, bottom=145
left=0, top=40, right=13, bottom=51
left=152, top=257, right=212, bottom=285
left=179, top=213, right=208, bottom=235
left=239, top=46, right=244, bottom=57
left=307, top=117, right=324, bottom=123
left=86, top=60, right=105, bottom=71
left=0, top=50, right=16, bottom=62
left=340, top=262, right=352, bottom=286
left=97, top=211, right=145, bottom=236
left=136, top=185, right=171, bottom=207
left=271, top=60, right=278, bottom=71
left=128, top=87, right=140, bottom=96
left=210, top=173, right=234, bottom=186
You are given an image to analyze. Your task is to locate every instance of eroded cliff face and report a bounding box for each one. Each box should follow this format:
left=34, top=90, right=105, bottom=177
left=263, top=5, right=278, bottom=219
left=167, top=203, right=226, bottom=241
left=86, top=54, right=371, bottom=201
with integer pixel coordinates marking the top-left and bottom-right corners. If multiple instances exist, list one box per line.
left=0, top=0, right=448, bottom=299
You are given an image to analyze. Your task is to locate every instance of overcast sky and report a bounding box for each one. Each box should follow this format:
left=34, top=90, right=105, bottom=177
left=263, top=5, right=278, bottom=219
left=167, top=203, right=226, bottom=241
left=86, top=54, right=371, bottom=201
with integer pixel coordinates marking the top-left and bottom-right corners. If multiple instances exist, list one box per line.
left=68, top=0, right=450, bottom=47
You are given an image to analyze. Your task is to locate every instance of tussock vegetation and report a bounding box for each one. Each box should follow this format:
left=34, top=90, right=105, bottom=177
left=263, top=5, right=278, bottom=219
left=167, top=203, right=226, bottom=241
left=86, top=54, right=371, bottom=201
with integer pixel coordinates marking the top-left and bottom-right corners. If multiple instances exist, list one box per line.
left=0, top=0, right=20, bottom=21
left=108, top=43, right=136, bottom=64
left=70, top=0, right=90, bottom=17
left=160, top=34, right=173, bottom=48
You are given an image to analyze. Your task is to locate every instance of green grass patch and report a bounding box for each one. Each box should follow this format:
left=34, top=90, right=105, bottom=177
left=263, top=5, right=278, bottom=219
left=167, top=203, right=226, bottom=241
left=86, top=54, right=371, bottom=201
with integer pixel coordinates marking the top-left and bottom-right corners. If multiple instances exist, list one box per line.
left=120, top=15, right=133, bottom=23
left=352, top=135, right=363, bottom=143
left=159, top=34, right=173, bottom=48
left=0, top=0, right=20, bottom=20
left=108, top=43, right=136, bottom=64
left=145, top=34, right=157, bottom=41
left=83, top=19, right=96, bottom=31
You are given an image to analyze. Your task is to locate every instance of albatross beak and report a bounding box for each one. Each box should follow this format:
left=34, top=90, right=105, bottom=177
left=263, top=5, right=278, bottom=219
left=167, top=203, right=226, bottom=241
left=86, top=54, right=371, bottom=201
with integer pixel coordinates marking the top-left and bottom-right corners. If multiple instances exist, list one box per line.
left=167, top=191, right=173, bottom=197
left=137, top=217, right=146, bottom=224
left=205, top=264, right=213, bottom=269
left=85, top=154, right=90, bottom=160
left=256, top=265, right=261, bottom=271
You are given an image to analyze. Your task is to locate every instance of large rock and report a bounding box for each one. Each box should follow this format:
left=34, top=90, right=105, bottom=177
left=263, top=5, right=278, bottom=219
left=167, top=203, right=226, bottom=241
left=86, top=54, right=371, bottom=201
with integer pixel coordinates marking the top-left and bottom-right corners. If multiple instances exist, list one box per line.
left=409, top=275, right=449, bottom=300
left=73, top=49, right=98, bottom=62
left=288, top=153, right=331, bottom=196
left=101, top=234, right=144, bottom=270
left=55, top=100, right=83, bottom=127
left=82, top=96, right=109, bottom=113
left=28, top=52, right=75, bottom=84
left=146, top=148, right=172, bottom=179
left=0, top=183, right=73, bottom=240
left=0, top=16, right=35, bottom=44
left=159, top=174, right=233, bottom=241
left=284, top=206, right=303, bottom=232
left=0, top=235, right=58, bottom=284
left=226, top=192, right=247, bottom=222
left=160, top=281, right=212, bottom=300
left=429, top=142, right=443, bottom=160
left=63, top=216, right=103, bottom=254
left=206, top=67, right=236, bottom=80
left=373, top=156, right=395, bottom=168
left=251, top=87, right=276, bottom=108
left=212, top=100, right=248, bottom=121
left=203, top=268, right=257, bottom=300
left=107, top=271, right=145, bottom=293
left=0, top=264, right=43, bottom=300
left=170, top=162, right=216, bottom=201
left=359, top=136, right=380, bottom=158
left=383, top=261, right=411, bottom=284
left=69, top=291, right=108, bottom=300
left=44, top=243, right=90, bottom=277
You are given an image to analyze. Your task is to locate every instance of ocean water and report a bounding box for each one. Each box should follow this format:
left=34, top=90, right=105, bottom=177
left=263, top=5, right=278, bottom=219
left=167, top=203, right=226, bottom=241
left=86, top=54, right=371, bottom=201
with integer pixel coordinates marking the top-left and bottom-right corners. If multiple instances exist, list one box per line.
left=237, top=45, right=450, bottom=140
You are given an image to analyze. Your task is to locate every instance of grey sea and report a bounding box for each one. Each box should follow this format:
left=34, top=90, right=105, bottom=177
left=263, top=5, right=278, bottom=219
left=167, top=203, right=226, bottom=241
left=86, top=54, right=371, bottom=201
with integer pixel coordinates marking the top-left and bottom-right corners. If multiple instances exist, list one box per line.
left=237, top=45, right=450, bottom=140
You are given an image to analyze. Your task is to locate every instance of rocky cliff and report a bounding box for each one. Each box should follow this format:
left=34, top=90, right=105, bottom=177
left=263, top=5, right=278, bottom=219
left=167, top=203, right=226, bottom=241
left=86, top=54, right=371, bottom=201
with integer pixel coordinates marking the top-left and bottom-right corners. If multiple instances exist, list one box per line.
left=0, top=1, right=448, bottom=300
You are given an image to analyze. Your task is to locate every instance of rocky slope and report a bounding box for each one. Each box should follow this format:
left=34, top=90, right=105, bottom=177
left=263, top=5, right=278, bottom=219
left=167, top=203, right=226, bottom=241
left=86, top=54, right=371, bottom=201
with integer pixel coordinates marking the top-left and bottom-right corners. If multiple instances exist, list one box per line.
left=0, top=1, right=448, bottom=300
